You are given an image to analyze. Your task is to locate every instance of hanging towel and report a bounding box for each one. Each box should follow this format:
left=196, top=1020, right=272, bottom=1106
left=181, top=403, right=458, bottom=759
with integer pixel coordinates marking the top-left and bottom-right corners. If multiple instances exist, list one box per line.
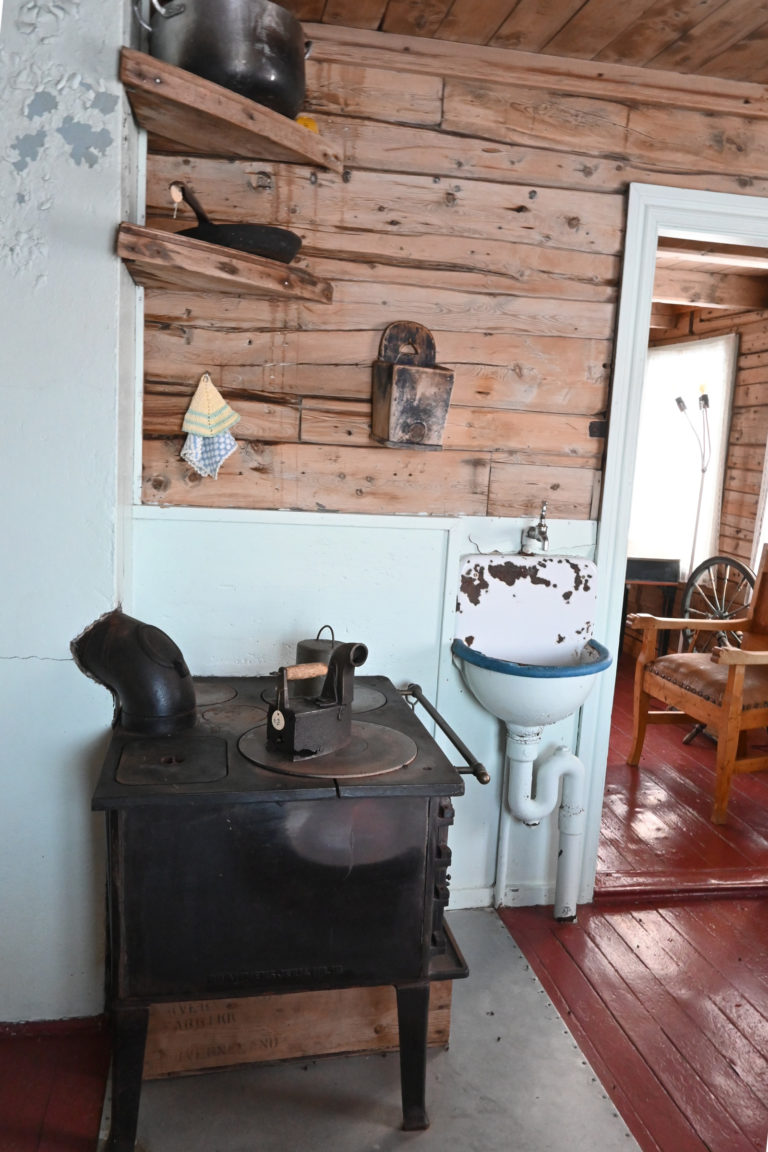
left=181, top=429, right=238, bottom=478
left=180, top=373, right=241, bottom=479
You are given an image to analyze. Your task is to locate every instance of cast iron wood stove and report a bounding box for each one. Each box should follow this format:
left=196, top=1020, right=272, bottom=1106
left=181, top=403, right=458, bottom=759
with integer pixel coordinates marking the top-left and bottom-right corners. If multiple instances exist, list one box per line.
left=78, top=612, right=484, bottom=1152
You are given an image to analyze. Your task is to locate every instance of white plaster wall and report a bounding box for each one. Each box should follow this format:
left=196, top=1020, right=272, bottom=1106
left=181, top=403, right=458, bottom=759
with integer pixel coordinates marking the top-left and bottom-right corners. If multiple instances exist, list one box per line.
left=130, top=508, right=599, bottom=911
left=0, top=0, right=132, bottom=1019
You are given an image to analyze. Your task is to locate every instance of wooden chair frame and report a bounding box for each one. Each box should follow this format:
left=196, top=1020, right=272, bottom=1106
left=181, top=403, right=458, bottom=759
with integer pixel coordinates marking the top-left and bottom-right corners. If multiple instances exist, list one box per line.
left=627, top=544, right=768, bottom=823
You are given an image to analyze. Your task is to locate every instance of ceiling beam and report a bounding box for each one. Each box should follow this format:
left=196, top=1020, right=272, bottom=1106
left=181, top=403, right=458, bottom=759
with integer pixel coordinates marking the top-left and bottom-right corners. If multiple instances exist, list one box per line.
left=656, top=237, right=768, bottom=271
left=652, top=267, right=768, bottom=309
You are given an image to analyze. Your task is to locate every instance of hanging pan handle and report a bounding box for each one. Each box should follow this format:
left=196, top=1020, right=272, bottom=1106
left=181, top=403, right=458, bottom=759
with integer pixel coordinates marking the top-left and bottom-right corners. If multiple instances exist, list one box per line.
left=169, top=183, right=213, bottom=227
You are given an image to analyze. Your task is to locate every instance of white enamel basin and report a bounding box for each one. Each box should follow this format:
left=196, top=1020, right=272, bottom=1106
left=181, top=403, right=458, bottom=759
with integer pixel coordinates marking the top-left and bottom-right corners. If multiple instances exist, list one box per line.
left=451, top=638, right=611, bottom=728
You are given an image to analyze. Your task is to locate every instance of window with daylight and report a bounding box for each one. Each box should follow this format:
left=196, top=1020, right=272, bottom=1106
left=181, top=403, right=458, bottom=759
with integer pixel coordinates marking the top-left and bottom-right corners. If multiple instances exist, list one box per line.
left=627, top=333, right=738, bottom=581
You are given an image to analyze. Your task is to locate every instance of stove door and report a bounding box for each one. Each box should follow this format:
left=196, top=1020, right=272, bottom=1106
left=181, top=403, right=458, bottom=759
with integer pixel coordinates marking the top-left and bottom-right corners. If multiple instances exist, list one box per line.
left=111, top=797, right=432, bottom=1000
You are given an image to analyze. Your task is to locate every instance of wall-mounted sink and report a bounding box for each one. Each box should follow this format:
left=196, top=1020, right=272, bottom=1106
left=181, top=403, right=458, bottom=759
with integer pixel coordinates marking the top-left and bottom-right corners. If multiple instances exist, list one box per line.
left=452, top=549, right=611, bottom=921
left=451, top=637, right=611, bottom=729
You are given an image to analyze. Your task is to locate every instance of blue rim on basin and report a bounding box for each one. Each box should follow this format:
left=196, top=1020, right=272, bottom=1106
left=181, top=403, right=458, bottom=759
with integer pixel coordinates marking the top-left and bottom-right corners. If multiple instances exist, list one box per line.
left=451, top=638, right=612, bottom=678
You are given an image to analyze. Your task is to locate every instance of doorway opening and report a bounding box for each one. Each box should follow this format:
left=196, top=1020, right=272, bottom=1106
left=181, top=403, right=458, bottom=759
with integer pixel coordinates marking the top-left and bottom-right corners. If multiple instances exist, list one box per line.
left=575, top=184, right=768, bottom=902
left=585, top=187, right=768, bottom=898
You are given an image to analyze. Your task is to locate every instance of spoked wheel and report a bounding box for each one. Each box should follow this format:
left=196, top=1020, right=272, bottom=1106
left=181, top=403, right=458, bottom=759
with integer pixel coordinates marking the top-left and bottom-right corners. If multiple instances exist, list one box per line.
left=681, top=555, right=755, bottom=654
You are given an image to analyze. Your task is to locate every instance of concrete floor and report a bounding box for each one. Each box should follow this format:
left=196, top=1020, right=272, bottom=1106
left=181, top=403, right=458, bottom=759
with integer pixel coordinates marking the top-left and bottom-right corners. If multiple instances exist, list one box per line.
left=105, top=909, right=639, bottom=1152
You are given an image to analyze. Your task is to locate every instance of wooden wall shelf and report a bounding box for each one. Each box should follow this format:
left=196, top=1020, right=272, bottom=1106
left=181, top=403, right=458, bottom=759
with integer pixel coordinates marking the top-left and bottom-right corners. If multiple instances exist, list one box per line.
left=120, top=48, right=344, bottom=172
left=117, top=223, right=333, bottom=301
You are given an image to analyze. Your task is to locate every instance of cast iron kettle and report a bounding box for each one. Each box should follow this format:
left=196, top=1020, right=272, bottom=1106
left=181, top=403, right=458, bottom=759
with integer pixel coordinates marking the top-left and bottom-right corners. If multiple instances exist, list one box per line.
left=135, top=0, right=309, bottom=119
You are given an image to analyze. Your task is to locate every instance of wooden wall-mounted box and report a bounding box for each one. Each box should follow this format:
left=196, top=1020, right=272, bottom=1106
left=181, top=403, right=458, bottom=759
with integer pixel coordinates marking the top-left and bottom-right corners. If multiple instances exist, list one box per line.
left=371, top=321, right=454, bottom=449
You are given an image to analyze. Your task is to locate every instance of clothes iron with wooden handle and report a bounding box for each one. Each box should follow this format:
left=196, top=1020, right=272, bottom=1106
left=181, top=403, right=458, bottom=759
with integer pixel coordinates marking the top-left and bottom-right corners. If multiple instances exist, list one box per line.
left=267, top=643, right=368, bottom=760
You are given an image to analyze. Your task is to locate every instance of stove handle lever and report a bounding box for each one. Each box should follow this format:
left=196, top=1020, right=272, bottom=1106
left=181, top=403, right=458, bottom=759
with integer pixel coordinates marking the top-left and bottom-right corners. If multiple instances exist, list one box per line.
left=402, top=684, right=490, bottom=784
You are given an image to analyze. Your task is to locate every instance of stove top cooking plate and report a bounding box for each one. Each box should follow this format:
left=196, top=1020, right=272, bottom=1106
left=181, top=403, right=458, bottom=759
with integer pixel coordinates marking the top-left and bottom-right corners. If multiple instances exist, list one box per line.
left=238, top=720, right=418, bottom=778
left=116, top=733, right=227, bottom=786
left=93, top=675, right=464, bottom=805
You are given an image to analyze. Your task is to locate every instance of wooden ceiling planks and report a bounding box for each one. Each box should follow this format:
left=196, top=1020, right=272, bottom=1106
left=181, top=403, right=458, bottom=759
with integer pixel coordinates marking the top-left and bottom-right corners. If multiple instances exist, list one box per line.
left=541, top=0, right=657, bottom=61
left=648, top=0, right=768, bottom=75
left=433, top=0, right=517, bottom=46
left=280, top=0, right=326, bottom=21
left=292, top=0, right=768, bottom=83
left=381, top=0, right=453, bottom=39
left=594, top=0, right=732, bottom=69
left=698, top=22, right=768, bottom=82
left=490, top=0, right=585, bottom=53
left=321, top=0, right=388, bottom=31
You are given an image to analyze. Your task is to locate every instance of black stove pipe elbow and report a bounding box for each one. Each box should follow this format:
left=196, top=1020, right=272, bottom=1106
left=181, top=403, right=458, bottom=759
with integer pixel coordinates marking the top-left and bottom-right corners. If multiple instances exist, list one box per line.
left=71, top=609, right=196, bottom=736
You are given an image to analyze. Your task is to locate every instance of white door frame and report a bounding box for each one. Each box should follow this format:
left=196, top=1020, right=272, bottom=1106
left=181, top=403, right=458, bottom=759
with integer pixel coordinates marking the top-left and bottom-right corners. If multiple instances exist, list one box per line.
left=576, top=182, right=768, bottom=902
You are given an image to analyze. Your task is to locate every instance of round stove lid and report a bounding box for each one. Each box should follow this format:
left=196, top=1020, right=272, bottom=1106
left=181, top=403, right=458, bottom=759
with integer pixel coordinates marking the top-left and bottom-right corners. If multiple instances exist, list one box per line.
left=195, top=682, right=238, bottom=707
left=201, top=703, right=267, bottom=731
left=238, top=720, right=417, bottom=778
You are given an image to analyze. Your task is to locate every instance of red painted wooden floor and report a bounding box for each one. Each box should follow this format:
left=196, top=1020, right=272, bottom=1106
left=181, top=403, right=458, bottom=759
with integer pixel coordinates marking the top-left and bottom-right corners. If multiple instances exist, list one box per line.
left=501, top=899, right=768, bottom=1152
left=501, top=654, right=768, bottom=1152
left=0, top=1019, right=110, bottom=1152
left=597, top=654, right=768, bottom=899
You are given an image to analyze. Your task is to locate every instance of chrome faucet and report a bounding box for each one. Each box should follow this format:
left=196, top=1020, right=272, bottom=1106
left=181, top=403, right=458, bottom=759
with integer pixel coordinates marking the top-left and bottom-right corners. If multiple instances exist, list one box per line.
left=524, top=502, right=549, bottom=552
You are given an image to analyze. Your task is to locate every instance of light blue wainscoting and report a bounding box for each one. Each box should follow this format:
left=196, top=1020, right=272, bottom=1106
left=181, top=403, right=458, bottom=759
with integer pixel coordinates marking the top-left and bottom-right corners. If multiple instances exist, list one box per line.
left=130, top=507, right=600, bottom=909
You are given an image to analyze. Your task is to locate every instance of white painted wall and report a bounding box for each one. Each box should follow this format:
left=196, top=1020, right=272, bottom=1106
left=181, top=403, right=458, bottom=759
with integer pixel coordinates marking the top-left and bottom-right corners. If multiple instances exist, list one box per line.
left=129, top=508, right=599, bottom=910
left=0, top=0, right=135, bottom=1019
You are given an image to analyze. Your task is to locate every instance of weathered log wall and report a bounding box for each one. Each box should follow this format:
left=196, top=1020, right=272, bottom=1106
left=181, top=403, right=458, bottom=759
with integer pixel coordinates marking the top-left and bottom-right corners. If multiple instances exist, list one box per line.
left=140, top=25, right=768, bottom=518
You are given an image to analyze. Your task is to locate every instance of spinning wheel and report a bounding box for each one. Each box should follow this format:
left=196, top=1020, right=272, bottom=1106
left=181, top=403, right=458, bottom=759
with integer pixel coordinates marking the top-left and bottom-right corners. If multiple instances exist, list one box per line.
left=679, top=555, right=755, bottom=745
left=681, top=555, right=755, bottom=654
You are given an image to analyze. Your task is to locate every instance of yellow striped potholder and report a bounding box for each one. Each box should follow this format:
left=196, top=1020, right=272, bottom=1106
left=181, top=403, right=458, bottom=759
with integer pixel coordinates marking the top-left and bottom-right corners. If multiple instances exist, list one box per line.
left=182, top=373, right=240, bottom=437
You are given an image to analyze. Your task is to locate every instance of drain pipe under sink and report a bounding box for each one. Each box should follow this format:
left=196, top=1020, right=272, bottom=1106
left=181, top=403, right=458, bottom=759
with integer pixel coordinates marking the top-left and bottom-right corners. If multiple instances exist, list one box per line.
left=496, top=724, right=586, bottom=920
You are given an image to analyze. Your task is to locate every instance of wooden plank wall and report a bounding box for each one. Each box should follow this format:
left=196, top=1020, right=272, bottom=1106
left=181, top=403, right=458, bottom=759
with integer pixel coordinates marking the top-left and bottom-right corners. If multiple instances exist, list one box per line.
left=651, top=309, right=768, bottom=569
left=140, top=25, right=768, bottom=519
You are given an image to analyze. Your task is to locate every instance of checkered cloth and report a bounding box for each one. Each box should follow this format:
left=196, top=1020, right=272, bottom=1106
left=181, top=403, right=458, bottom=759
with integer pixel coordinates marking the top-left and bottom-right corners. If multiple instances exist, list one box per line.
left=181, top=430, right=238, bottom=478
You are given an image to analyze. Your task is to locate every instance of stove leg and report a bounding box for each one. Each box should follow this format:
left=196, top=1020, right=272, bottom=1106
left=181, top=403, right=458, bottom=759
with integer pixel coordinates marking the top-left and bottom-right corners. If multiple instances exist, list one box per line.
left=395, top=982, right=430, bottom=1131
left=106, top=1006, right=148, bottom=1152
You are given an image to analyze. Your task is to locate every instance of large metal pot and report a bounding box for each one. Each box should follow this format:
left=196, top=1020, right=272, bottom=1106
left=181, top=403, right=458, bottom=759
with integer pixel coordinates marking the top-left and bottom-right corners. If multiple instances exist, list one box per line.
left=138, top=0, right=308, bottom=119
